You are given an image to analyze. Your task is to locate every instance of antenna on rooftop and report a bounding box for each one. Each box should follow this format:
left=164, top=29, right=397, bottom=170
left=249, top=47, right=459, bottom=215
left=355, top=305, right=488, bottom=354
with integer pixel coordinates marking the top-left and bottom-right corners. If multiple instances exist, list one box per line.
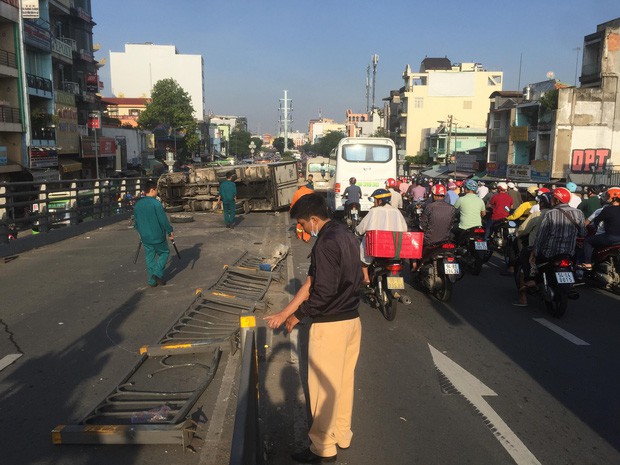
left=371, top=54, right=379, bottom=112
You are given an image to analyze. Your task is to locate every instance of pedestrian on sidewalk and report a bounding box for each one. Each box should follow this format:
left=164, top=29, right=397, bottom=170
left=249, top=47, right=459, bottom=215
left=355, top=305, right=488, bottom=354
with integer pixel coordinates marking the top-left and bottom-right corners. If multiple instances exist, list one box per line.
left=133, top=181, right=173, bottom=287
left=264, top=193, right=363, bottom=464
left=219, top=171, right=237, bottom=228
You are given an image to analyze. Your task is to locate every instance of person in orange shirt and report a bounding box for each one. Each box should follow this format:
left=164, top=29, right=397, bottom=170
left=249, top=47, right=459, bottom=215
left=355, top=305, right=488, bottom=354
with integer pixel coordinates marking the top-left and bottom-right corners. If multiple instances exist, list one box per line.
left=291, top=185, right=314, bottom=242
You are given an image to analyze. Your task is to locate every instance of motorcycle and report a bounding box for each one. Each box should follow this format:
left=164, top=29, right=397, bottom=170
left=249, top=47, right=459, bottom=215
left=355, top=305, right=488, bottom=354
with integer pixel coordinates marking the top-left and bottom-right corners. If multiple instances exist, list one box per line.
left=580, top=241, right=620, bottom=295
left=412, top=241, right=462, bottom=302
left=456, top=226, right=488, bottom=275
left=515, top=255, right=579, bottom=318
left=501, top=220, right=521, bottom=268
left=366, top=258, right=412, bottom=321
left=344, top=202, right=361, bottom=233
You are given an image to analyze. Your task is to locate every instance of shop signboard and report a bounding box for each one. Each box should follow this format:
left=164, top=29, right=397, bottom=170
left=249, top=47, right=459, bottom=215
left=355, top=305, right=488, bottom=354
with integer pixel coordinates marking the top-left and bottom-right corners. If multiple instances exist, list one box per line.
left=30, top=149, right=58, bottom=169
left=22, top=0, right=39, bottom=18
left=456, top=153, right=477, bottom=171
left=486, top=162, right=506, bottom=177
left=530, top=160, right=551, bottom=182
left=87, top=112, right=100, bottom=129
left=81, top=137, right=116, bottom=157
left=507, top=164, right=532, bottom=181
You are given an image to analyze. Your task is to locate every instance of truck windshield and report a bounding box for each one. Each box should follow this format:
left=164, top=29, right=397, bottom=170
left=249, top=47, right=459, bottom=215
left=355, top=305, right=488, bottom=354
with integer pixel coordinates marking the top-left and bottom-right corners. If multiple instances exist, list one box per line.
left=342, top=144, right=392, bottom=163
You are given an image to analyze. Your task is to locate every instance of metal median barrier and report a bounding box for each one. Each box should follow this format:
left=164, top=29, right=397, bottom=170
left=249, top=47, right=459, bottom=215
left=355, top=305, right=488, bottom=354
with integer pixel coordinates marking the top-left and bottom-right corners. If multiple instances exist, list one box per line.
left=52, top=251, right=283, bottom=457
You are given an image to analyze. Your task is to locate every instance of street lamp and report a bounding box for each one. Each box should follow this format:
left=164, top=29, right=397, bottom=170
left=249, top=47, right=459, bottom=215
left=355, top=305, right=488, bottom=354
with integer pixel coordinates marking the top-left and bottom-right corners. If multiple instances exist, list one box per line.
left=249, top=141, right=256, bottom=162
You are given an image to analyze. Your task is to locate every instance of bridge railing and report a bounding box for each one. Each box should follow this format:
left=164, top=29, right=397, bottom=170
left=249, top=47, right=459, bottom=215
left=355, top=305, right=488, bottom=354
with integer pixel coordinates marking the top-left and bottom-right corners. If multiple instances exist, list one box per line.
left=230, top=318, right=264, bottom=465
left=0, top=177, right=152, bottom=235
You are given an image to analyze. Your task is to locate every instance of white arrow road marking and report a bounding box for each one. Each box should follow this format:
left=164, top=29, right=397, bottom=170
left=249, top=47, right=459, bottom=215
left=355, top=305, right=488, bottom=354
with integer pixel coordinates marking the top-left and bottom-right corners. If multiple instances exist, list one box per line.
left=429, top=344, right=541, bottom=465
left=533, top=318, right=590, bottom=346
left=0, top=354, right=23, bottom=373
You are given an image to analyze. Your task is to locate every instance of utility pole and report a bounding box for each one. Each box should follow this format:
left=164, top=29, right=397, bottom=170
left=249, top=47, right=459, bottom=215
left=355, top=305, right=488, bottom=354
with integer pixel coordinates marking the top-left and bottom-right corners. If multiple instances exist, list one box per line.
left=371, top=54, right=379, bottom=112
left=573, top=47, right=581, bottom=87
left=445, top=114, right=453, bottom=166
left=279, top=90, right=292, bottom=154
left=366, top=64, right=370, bottom=114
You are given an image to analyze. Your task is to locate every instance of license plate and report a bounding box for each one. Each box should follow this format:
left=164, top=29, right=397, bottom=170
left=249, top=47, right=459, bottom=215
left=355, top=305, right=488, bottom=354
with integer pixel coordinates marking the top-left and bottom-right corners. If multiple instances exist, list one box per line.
left=508, top=227, right=516, bottom=234
left=444, top=263, right=460, bottom=275
left=474, top=241, right=488, bottom=251
left=555, top=271, right=575, bottom=284
left=386, top=276, right=405, bottom=289
left=351, top=209, right=358, bottom=214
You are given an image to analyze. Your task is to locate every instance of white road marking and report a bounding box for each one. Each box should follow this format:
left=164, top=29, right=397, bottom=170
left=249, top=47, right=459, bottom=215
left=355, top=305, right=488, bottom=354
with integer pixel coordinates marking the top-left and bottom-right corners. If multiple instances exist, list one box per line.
left=429, top=344, right=542, bottom=465
left=199, top=352, right=237, bottom=465
left=0, top=354, right=23, bottom=372
left=533, top=318, right=590, bottom=346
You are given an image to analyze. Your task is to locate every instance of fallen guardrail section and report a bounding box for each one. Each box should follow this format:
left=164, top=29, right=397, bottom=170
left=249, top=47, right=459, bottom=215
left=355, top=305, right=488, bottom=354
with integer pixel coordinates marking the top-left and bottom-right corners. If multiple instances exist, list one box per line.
left=52, top=248, right=286, bottom=451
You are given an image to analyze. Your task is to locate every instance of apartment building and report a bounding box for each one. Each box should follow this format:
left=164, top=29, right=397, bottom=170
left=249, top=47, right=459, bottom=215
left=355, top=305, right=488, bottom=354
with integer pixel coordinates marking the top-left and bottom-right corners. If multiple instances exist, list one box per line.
left=308, top=118, right=345, bottom=144
left=397, top=58, right=503, bottom=163
left=0, top=0, right=26, bottom=182
left=110, top=43, right=205, bottom=121
left=555, top=17, right=620, bottom=183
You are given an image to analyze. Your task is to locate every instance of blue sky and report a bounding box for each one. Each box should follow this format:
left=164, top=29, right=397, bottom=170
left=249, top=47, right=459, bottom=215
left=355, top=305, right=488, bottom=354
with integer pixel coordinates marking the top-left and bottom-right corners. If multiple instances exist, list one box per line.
left=92, top=0, right=619, bottom=135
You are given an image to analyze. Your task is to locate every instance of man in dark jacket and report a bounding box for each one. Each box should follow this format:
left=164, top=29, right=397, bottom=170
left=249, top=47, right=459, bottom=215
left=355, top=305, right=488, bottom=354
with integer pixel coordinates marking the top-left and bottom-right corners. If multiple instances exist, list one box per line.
left=133, top=181, right=174, bottom=287
left=264, top=193, right=362, bottom=464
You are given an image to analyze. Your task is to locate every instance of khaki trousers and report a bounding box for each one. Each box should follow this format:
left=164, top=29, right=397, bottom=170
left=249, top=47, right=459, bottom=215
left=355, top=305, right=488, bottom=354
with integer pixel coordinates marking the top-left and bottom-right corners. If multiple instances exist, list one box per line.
left=308, top=317, right=362, bottom=457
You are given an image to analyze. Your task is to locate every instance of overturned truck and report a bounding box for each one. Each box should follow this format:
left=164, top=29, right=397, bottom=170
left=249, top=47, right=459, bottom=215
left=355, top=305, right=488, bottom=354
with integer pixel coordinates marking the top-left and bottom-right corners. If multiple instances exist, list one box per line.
left=157, top=161, right=298, bottom=213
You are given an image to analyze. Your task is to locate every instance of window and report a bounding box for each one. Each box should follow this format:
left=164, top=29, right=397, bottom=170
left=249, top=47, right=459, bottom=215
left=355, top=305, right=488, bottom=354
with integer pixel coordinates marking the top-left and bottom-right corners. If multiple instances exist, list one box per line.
left=488, top=75, right=502, bottom=86
left=414, top=98, right=424, bottom=109
left=342, top=144, right=393, bottom=163
left=129, top=109, right=141, bottom=116
left=463, top=100, right=472, bottom=110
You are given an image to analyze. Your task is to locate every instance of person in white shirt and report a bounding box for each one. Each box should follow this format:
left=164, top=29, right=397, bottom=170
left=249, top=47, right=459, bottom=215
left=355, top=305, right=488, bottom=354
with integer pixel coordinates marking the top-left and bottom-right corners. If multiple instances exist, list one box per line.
left=356, top=188, right=408, bottom=284
left=566, top=182, right=582, bottom=208
left=385, top=178, right=404, bottom=209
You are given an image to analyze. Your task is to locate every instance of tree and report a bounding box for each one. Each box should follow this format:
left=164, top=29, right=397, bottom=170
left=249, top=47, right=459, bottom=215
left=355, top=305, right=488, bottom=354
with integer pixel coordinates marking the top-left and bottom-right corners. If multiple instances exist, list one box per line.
left=229, top=129, right=253, bottom=157
left=315, top=131, right=345, bottom=155
left=137, top=79, right=198, bottom=160
left=539, top=89, right=559, bottom=113
left=250, top=137, right=263, bottom=152
left=273, top=137, right=295, bottom=154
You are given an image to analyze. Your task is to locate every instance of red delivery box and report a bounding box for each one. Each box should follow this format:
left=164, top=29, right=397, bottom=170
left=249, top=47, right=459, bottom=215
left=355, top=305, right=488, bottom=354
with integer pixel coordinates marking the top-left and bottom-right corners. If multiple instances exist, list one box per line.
left=365, top=230, right=424, bottom=259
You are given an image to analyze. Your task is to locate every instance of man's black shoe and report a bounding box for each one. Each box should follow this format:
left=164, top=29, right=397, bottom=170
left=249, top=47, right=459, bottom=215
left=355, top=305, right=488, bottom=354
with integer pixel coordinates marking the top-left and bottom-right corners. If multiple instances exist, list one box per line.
left=152, top=275, right=167, bottom=286
left=291, top=447, right=336, bottom=464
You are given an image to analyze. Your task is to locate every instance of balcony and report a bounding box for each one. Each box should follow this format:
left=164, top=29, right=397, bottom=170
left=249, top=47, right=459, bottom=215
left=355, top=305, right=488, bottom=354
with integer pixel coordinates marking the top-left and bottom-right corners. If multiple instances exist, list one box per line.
left=27, top=73, right=53, bottom=98
left=52, top=38, right=73, bottom=62
left=23, top=20, right=52, bottom=52
left=60, top=81, right=80, bottom=95
left=0, top=49, right=17, bottom=69
left=31, top=128, right=57, bottom=147
left=76, top=49, right=93, bottom=62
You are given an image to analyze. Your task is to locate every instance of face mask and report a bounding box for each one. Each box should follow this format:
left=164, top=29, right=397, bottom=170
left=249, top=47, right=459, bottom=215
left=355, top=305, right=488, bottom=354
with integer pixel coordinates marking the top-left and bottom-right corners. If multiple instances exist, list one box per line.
left=310, top=220, right=319, bottom=237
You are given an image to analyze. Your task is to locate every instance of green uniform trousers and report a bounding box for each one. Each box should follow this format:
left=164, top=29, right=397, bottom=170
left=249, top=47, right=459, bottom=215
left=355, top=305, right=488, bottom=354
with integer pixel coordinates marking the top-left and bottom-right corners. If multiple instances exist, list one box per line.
left=143, top=240, right=169, bottom=285
left=223, top=201, right=236, bottom=226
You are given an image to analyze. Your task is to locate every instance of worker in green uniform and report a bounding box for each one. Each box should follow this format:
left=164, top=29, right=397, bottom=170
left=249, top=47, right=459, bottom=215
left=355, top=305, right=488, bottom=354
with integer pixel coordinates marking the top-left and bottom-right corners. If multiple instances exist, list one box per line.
left=219, top=171, right=237, bottom=228
left=133, top=181, right=174, bottom=287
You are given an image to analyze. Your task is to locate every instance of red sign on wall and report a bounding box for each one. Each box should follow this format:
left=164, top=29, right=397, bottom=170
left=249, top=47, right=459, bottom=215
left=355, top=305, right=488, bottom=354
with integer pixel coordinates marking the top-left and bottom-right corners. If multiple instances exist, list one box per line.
left=87, top=112, right=100, bottom=129
left=81, top=137, right=117, bottom=157
left=571, top=149, right=611, bottom=173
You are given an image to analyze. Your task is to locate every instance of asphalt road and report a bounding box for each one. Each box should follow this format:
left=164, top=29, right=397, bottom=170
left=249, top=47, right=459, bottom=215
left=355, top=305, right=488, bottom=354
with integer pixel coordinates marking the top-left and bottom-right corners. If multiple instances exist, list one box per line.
left=0, top=210, right=289, bottom=465
left=2, top=211, right=620, bottom=465
left=262, top=220, right=620, bottom=465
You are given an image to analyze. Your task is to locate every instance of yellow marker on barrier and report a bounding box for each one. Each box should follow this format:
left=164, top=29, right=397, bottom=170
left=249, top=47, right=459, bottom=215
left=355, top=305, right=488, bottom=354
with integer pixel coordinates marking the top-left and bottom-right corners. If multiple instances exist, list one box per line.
left=239, top=315, right=256, bottom=328
left=139, top=346, right=148, bottom=355
left=212, top=291, right=234, bottom=299
left=51, top=425, right=65, bottom=444
left=195, top=288, right=202, bottom=295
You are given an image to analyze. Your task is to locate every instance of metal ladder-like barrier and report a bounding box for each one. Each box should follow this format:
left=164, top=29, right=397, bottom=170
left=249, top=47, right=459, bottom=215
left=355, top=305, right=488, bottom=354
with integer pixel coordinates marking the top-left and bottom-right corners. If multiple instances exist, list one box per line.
left=52, top=250, right=283, bottom=449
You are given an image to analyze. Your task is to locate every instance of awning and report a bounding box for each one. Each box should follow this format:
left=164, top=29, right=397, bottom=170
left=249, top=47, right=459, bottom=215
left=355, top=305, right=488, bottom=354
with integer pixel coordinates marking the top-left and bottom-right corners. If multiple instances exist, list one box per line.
left=30, top=146, right=63, bottom=151
left=58, top=159, right=83, bottom=173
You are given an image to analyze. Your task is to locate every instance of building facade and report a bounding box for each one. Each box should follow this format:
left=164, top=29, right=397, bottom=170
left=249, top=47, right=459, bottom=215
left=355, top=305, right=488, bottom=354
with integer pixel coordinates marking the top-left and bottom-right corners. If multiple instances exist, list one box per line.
left=110, top=43, right=205, bottom=120
left=102, top=97, right=148, bottom=128
left=555, top=18, right=620, bottom=184
left=308, top=118, right=345, bottom=144
left=0, top=0, right=26, bottom=181
left=397, top=59, right=503, bottom=162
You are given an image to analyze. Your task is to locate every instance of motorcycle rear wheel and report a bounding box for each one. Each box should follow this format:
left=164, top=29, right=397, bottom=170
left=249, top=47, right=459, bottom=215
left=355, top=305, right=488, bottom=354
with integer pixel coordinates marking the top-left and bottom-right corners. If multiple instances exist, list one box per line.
left=545, top=289, right=568, bottom=318
left=433, top=278, right=452, bottom=302
left=471, top=255, right=483, bottom=275
left=378, top=289, right=398, bottom=321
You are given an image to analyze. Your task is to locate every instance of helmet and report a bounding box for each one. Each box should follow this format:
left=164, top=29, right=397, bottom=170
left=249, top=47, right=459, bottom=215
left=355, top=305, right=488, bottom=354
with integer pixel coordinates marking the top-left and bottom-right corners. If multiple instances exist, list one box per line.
left=464, top=179, right=478, bottom=192
left=553, top=187, right=571, bottom=204
left=431, top=184, right=447, bottom=196
left=538, top=192, right=553, bottom=209
left=369, top=188, right=392, bottom=204
left=456, top=180, right=463, bottom=187
left=386, top=178, right=396, bottom=188
left=527, top=185, right=538, bottom=196
left=507, top=182, right=516, bottom=189
left=607, top=187, right=620, bottom=202
left=538, top=187, right=550, bottom=194
left=497, top=182, right=508, bottom=191
left=566, top=182, right=577, bottom=193
left=447, top=182, right=457, bottom=190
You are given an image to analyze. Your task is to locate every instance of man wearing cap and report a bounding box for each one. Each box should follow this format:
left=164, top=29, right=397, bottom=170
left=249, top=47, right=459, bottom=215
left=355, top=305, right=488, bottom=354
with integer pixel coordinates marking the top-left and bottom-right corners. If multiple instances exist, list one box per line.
left=485, top=182, right=513, bottom=239
left=507, top=182, right=523, bottom=209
